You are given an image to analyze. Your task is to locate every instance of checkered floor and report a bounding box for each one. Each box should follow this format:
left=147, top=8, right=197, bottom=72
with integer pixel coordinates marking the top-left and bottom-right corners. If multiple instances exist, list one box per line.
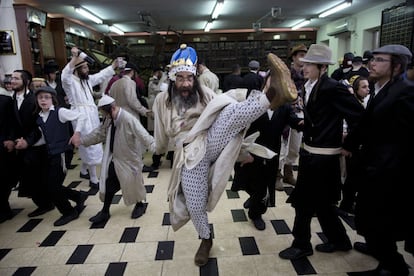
left=1, top=151, right=413, bottom=275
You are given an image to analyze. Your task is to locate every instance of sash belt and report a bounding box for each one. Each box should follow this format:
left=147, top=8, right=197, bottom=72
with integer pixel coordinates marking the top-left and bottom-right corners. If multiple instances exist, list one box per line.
left=303, top=144, right=342, bottom=155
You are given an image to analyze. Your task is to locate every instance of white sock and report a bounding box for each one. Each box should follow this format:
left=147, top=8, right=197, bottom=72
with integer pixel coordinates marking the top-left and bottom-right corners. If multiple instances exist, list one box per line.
left=88, top=165, right=99, bottom=183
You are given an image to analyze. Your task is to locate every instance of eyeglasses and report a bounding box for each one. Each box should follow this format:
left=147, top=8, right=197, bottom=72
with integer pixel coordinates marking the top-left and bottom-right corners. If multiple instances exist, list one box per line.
left=175, top=75, right=194, bottom=83
left=370, top=57, right=391, bottom=63
left=37, top=95, right=52, bottom=100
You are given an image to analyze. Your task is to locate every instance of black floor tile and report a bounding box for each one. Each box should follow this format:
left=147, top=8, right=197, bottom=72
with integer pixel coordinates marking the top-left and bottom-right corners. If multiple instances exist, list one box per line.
left=239, top=236, right=260, bottom=255
left=0, top=248, right=12, bottom=261
left=226, top=189, right=240, bottom=199
left=162, top=213, right=170, bottom=225
left=90, top=219, right=109, bottom=229
left=155, top=241, right=174, bottom=260
left=145, top=185, right=154, bottom=193
left=67, top=180, right=82, bottom=189
left=271, top=219, right=292, bottom=235
left=39, top=230, right=66, bottom=247
left=105, top=262, right=127, bottom=276
left=337, top=209, right=356, bottom=230
left=316, top=232, right=328, bottom=244
left=88, top=187, right=99, bottom=195
left=12, top=266, right=36, bottom=276
left=200, top=258, right=219, bottom=276
left=111, top=194, right=122, bottom=204
left=291, top=257, right=317, bottom=275
left=119, top=227, right=140, bottom=243
left=17, top=219, right=42, bottom=232
left=67, top=164, right=78, bottom=170
left=11, top=208, right=24, bottom=217
left=284, top=186, right=294, bottom=196
left=148, top=171, right=159, bottom=178
left=66, top=244, right=93, bottom=264
left=231, top=209, right=247, bottom=222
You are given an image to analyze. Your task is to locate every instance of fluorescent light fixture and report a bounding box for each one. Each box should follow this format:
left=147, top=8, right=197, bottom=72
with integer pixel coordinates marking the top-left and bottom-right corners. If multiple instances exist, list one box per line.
left=319, top=0, right=352, bottom=18
left=204, top=21, right=213, bottom=32
left=212, top=0, right=224, bottom=20
left=75, top=6, right=103, bottom=24
left=291, top=19, right=311, bottom=30
left=109, top=25, right=125, bottom=35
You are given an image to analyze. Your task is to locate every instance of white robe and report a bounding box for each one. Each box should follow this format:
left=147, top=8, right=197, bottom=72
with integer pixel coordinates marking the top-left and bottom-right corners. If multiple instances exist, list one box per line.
left=61, top=64, right=115, bottom=165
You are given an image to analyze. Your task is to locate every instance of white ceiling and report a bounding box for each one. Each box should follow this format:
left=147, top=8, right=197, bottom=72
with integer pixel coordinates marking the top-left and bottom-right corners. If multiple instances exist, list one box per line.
left=15, top=0, right=391, bottom=35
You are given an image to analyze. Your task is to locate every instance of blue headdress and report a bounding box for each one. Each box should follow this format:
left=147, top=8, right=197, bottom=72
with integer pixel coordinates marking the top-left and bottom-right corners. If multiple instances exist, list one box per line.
left=168, top=44, right=198, bottom=81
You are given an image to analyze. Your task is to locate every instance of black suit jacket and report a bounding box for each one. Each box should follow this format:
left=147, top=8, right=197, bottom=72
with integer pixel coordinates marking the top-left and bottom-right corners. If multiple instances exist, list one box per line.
left=303, top=73, right=364, bottom=148
left=11, top=91, right=41, bottom=146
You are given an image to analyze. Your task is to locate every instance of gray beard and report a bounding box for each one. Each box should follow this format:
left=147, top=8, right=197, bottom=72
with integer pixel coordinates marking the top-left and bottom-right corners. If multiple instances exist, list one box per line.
left=172, top=92, right=198, bottom=115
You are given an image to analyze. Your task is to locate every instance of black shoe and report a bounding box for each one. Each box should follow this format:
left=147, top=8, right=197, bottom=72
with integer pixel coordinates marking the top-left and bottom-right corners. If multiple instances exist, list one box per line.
left=348, top=266, right=403, bottom=276
left=142, top=165, right=155, bottom=172
left=80, top=172, right=90, bottom=179
left=252, top=217, right=265, bottom=230
left=279, top=246, right=313, bottom=260
left=76, top=191, right=88, bottom=213
left=89, top=211, right=110, bottom=223
left=54, top=210, right=79, bottom=226
left=243, top=198, right=251, bottom=209
left=353, top=242, right=372, bottom=255
left=27, top=205, right=55, bottom=217
left=315, top=242, right=352, bottom=253
left=0, top=211, right=14, bottom=223
left=131, top=202, right=146, bottom=219
left=89, top=181, right=99, bottom=189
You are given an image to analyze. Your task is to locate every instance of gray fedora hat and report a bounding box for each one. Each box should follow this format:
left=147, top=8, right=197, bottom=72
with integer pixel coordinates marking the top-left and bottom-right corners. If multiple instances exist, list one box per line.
left=372, top=44, right=412, bottom=60
left=299, top=44, right=335, bottom=65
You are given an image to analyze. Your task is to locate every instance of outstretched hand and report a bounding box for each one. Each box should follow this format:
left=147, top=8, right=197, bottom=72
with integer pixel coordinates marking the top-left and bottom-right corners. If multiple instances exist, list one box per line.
left=69, top=132, right=81, bottom=147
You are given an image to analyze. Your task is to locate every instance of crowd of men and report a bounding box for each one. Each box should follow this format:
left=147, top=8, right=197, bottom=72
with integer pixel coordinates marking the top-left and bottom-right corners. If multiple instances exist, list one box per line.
left=1, top=42, right=413, bottom=275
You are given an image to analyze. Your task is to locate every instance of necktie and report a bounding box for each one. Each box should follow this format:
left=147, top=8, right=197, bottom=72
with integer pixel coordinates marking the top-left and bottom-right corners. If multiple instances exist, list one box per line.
left=109, top=122, right=116, bottom=153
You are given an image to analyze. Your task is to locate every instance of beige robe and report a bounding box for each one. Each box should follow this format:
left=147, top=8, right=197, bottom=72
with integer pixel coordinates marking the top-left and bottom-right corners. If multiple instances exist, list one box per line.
left=82, top=108, right=155, bottom=205
left=109, top=75, right=148, bottom=120
left=152, top=85, right=215, bottom=154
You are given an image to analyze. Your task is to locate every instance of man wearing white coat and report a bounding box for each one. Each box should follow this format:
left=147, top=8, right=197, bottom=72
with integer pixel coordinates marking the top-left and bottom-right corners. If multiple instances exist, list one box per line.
left=62, top=47, right=122, bottom=187
left=72, top=95, right=155, bottom=224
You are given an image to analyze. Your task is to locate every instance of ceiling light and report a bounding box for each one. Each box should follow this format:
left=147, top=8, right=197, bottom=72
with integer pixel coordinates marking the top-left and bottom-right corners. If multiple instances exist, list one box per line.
left=109, top=25, right=125, bottom=35
left=291, top=19, right=311, bottom=30
left=318, top=0, right=352, bottom=18
left=74, top=6, right=103, bottom=24
left=204, top=21, right=213, bottom=32
left=212, top=0, right=224, bottom=20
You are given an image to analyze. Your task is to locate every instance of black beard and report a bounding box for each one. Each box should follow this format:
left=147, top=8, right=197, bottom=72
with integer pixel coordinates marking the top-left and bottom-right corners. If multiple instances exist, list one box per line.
left=172, top=88, right=198, bottom=113
left=78, top=71, right=89, bottom=80
left=13, top=83, right=25, bottom=93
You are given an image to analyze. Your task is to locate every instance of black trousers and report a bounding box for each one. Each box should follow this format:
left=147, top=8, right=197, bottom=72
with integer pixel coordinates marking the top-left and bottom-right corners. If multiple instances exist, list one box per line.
left=17, top=145, right=53, bottom=209
left=290, top=150, right=350, bottom=250
left=0, top=149, right=17, bottom=216
left=102, top=161, right=121, bottom=213
left=46, top=154, right=80, bottom=216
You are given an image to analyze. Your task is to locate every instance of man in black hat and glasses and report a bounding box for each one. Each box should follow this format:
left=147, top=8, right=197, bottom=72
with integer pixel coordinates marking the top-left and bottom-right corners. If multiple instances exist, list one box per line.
left=343, top=44, right=414, bottom=275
